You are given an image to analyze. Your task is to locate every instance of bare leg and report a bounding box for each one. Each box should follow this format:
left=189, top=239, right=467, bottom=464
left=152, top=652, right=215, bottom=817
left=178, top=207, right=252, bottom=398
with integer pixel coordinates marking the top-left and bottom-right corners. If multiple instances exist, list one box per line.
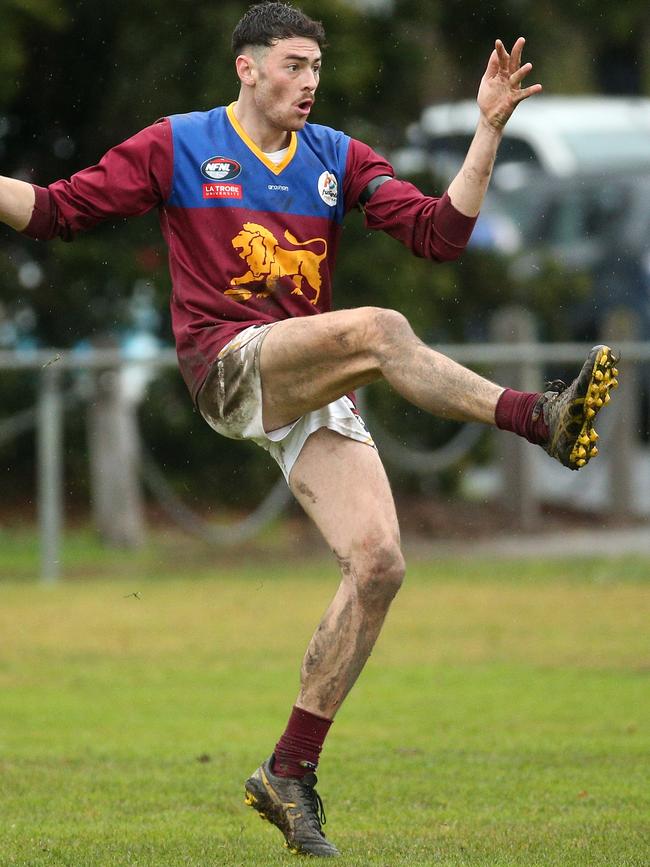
left=287, top=428, right=404, bottom=719
left=260, top=306, right=503, bottom=430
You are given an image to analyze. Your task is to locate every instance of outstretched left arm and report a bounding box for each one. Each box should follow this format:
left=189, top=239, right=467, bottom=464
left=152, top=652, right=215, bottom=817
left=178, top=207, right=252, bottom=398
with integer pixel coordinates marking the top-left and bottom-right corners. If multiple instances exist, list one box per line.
left=447, top=37, right=542, bottom=217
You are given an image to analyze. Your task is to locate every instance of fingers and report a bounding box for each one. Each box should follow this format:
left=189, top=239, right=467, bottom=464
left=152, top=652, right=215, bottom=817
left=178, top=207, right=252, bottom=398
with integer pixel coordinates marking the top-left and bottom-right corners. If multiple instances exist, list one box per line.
left=510, top=56, right=542, bottom=96
left=509, top=37, right=525, bottom=72
left=494, top=36, right=528, bottom=74
left=485, top=47, right=500, bottom=77
left=495, top=38, right=509, bottom=71
left=515, top=82, right=543, bottom=103
left=492, top=35, right=541, bottom=99
left=510, top=62, right=533, bottom=88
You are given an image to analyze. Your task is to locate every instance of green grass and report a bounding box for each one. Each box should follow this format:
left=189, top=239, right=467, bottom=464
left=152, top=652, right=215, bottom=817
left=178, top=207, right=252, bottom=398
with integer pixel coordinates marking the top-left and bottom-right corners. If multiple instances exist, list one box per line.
left=1, top=531, right=649, bottom=865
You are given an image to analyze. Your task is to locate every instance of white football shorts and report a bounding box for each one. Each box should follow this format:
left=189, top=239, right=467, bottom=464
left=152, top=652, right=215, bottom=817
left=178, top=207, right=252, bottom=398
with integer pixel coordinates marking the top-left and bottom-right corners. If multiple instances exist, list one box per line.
left=197, top=323, right=376, bottom=482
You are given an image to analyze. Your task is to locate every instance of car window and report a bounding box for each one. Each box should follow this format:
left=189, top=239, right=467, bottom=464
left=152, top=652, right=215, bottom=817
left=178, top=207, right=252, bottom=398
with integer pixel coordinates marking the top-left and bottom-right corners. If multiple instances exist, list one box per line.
left=427, top=134, right=539, bottom=166
left=562, top=131, right=650, bottom=171
left=525, top=183, right=632, bottom=246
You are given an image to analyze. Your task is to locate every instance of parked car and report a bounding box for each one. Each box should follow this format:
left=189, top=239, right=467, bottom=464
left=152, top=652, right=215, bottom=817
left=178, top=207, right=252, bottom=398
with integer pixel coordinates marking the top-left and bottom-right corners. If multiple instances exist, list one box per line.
left=394, top=98, right=650, bottom=431
left=393, top=96, right=650, bottom=186
left=481, top=169, right=650, bottom=337
left=393, top=95, right=650, bottom=338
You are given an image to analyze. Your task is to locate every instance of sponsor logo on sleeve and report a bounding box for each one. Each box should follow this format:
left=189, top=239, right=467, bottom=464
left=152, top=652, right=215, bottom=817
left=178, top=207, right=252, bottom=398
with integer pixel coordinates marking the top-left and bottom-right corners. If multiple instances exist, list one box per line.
left=318, top=171, right=338, bottom=207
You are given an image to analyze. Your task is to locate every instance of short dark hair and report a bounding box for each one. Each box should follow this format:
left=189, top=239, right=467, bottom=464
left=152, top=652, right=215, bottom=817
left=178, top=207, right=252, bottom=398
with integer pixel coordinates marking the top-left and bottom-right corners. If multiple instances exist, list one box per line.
left=232, top=2, right=326, bottom=55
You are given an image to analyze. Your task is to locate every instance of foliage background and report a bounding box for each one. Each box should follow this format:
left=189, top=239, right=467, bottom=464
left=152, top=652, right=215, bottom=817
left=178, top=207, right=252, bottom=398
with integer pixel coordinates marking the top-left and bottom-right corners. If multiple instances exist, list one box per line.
left=1, top=0, right=649, bottom=508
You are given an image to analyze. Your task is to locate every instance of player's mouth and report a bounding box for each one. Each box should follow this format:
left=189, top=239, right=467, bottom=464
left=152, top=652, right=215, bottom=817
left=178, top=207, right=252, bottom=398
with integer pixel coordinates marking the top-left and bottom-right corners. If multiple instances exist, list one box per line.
left=295, top=98, right=314, bottom=118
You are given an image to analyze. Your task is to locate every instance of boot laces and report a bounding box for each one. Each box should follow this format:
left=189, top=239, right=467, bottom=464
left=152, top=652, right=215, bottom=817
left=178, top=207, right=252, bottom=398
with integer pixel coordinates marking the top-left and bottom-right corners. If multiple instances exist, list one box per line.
left=544, top=379, right=567, bottom=395
left=532, top=379, right=568, bottom=422
left=300, top=781, right=326, bottom=831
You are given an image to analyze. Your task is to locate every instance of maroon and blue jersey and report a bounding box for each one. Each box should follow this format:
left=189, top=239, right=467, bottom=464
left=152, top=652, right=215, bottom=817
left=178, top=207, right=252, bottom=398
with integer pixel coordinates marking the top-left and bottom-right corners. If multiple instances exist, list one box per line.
left=24, top=103, right=477, bottom=400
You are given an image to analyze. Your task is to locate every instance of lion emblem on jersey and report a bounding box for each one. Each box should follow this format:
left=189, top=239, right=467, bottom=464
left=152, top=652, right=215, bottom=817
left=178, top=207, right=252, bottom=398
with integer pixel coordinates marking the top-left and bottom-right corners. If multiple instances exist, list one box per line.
left=226, top=222, right=327, bottom=305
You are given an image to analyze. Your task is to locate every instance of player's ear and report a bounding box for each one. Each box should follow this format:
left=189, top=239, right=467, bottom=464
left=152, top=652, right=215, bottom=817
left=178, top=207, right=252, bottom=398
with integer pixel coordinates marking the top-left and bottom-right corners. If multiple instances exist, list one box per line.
left=236, top=52, right=259, bottom=86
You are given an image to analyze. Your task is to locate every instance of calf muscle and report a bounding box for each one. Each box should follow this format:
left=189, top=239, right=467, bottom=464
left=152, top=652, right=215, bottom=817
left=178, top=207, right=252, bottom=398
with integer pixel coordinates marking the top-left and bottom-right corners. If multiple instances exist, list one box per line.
left=289, top=430, right=404, bottom=719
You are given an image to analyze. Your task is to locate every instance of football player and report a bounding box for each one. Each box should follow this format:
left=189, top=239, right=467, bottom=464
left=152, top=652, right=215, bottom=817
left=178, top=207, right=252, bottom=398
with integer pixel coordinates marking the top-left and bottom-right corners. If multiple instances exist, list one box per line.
left=0, top=1, right=619, bottom=856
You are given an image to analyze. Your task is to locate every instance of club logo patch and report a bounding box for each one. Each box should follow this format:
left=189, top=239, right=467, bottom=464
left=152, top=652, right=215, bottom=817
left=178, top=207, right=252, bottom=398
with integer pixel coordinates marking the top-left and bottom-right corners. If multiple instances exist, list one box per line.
left=201, top=157, right=242, bottom=181
left=225, top=222, right=327, bottom=306
left=318, top=171, right=338, bottom=207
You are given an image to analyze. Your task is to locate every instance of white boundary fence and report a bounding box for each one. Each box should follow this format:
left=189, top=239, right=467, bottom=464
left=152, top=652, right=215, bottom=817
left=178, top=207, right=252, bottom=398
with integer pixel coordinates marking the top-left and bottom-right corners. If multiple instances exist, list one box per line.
left=1, top=306, right=648, bottom=582
left=2, top=348, right=174, bottom=583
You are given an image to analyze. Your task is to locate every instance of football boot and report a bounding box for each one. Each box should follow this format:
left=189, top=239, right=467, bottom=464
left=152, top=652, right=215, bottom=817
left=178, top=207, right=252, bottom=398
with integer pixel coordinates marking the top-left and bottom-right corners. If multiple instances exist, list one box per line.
left=244, top=755, right=339, bottom=857
left=535, top=344, right=619, bottom=470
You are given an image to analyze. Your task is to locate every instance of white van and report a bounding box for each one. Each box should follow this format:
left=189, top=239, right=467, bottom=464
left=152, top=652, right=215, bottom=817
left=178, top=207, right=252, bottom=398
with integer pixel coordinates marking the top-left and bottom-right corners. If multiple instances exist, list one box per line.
left=395, top=96, right=650, bottom=185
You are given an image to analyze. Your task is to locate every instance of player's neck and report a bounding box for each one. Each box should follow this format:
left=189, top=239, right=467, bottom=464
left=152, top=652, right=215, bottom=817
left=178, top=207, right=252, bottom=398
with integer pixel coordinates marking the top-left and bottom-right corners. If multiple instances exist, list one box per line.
left=231, top=98, right=292, bottom=154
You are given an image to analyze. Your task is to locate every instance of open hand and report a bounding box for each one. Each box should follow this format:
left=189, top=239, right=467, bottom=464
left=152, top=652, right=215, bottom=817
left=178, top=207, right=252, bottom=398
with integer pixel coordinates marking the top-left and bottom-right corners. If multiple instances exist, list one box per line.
left=477, top=37, right=542, bottom=130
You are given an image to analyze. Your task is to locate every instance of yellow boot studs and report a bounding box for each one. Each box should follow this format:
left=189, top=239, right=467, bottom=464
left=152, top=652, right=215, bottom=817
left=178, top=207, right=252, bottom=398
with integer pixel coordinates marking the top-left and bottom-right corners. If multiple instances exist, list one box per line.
left=538, top=345, right=620, bottom=471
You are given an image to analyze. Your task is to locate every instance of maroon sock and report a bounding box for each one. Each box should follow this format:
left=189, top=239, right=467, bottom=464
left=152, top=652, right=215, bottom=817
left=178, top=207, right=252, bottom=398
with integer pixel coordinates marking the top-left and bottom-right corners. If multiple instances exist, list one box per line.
left=495, top=388, right=549, bottom=445
left=273, top=706, right=333, bottom=778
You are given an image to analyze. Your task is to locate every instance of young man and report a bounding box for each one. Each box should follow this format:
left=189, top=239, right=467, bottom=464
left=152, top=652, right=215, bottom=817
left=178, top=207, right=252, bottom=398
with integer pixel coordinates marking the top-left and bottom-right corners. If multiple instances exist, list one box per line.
left=0, top=1, right=619, bottom=858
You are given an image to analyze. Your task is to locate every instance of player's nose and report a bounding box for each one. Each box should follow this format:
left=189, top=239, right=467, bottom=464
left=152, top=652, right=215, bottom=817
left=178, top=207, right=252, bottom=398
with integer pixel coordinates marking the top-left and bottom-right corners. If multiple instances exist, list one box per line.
left=303, top=68, right=318, bottom=91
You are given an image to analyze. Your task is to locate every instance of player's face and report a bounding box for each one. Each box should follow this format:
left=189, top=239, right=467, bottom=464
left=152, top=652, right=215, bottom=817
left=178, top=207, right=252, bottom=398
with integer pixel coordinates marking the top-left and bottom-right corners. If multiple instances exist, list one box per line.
left=253, top=38, right=321, bottom=133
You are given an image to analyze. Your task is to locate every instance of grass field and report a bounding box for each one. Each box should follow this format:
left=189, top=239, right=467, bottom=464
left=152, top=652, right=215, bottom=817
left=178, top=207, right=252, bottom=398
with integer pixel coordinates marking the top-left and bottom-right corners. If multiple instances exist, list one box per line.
left=1, top=528, right=649, bottom=865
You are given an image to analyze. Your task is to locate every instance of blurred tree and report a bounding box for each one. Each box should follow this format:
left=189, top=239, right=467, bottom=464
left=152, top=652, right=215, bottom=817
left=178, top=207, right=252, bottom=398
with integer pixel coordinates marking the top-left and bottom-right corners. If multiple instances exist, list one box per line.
left=0, top=0, right=69, bottom=103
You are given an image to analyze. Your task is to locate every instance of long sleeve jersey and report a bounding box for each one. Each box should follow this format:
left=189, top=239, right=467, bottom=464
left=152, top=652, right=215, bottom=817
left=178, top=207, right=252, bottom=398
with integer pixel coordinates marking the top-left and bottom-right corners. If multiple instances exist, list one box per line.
left=23, top=104, right=477, bottom=401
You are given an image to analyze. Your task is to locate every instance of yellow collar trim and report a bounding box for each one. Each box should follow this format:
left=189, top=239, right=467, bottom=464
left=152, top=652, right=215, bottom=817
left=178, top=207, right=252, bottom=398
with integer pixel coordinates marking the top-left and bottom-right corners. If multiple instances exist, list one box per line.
left=226, top=103, right=297, bottom=175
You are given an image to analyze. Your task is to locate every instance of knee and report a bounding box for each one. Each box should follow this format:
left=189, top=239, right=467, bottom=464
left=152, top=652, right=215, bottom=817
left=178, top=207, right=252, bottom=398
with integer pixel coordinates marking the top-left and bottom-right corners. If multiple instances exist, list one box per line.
left=352, top=540, right=406, bottom=609
left=329, top=307, right=412, bottom=363
left=365, top=308, right=414, bottom=362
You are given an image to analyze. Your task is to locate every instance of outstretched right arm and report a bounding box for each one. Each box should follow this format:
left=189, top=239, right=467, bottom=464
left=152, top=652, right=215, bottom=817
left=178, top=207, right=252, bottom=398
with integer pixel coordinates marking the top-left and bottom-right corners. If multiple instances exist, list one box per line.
left=0, top=177, right=35, bottom=232
left=0, top=120, right=173, bottom=241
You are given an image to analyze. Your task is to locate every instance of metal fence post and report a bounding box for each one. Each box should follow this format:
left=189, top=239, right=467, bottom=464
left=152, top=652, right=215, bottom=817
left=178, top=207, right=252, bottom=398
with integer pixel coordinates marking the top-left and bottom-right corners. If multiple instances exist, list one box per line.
left=37, top=365, right=64, bottom=583
left=86, top=367, right=145, bottom=548
left=489, top=306, right=542, bottom=530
